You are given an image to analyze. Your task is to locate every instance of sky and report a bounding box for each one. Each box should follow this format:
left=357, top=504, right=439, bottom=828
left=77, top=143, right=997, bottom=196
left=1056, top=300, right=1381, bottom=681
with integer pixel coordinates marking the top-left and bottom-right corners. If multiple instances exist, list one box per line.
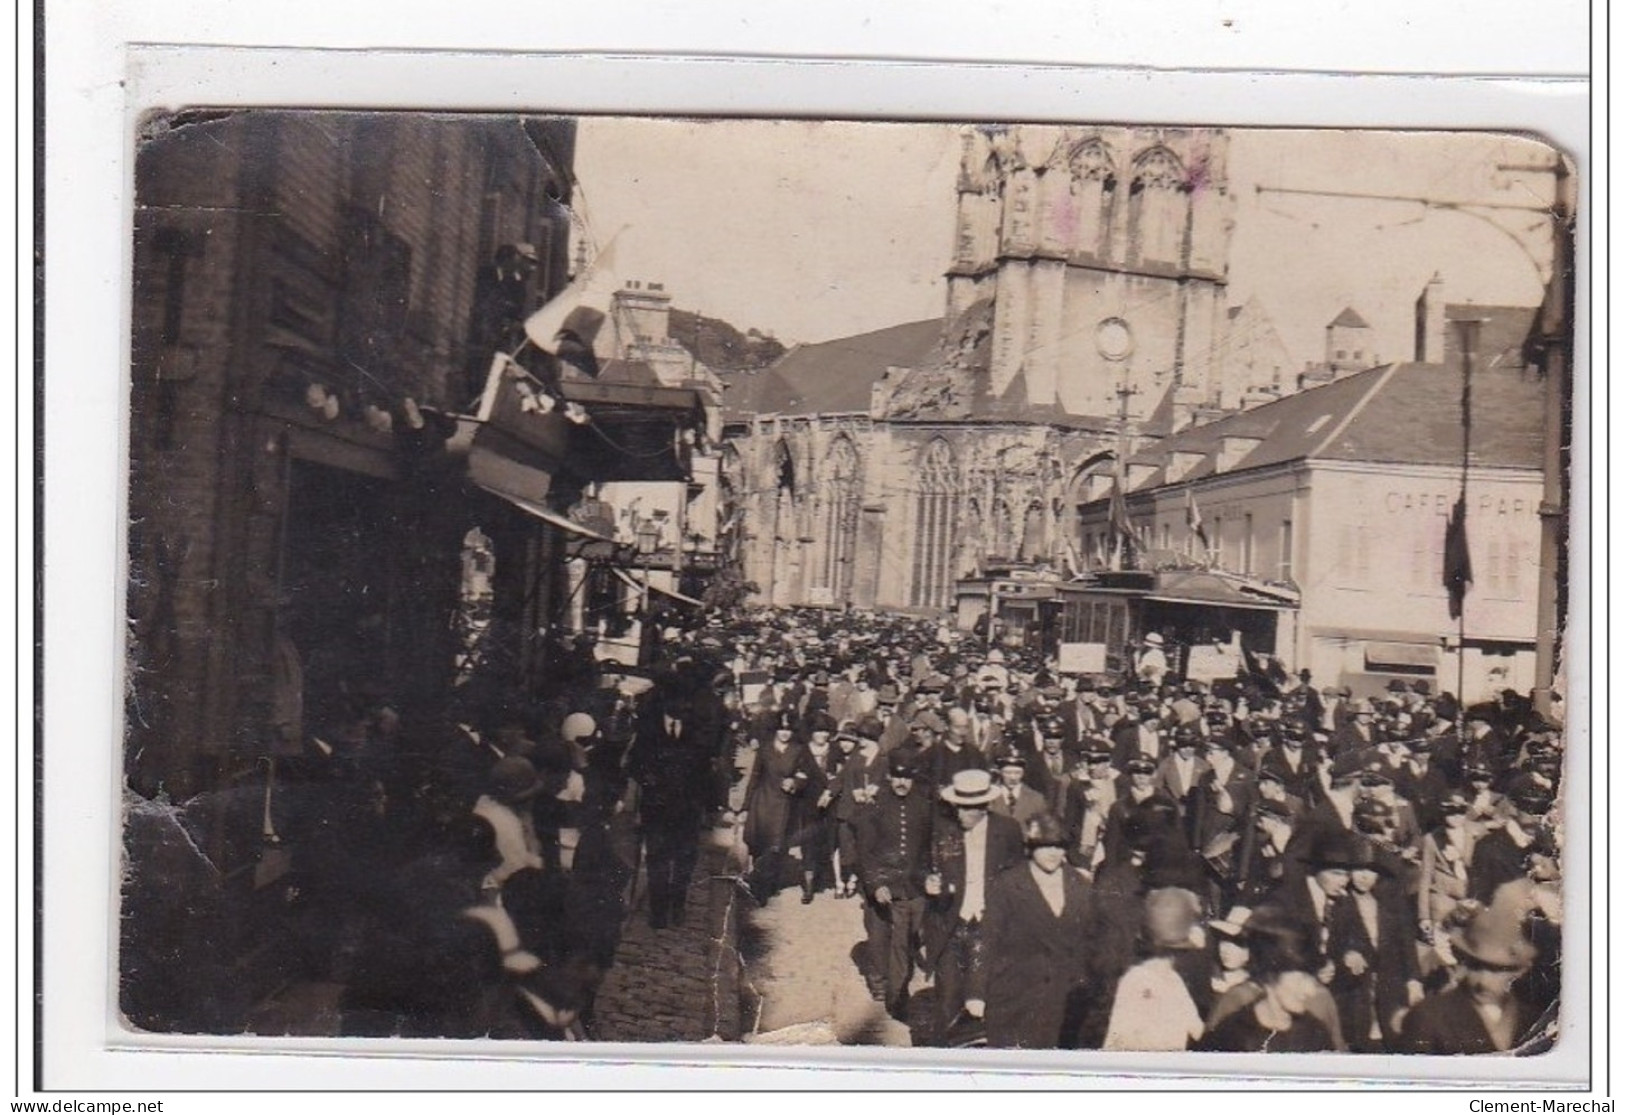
left=572, top=118, right=1563, bottom=367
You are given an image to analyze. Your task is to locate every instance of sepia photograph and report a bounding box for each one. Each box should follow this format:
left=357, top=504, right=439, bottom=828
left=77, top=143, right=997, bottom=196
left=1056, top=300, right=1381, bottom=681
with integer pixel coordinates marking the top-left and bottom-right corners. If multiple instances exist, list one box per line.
left=118, top=110, right=1574, bottom=1060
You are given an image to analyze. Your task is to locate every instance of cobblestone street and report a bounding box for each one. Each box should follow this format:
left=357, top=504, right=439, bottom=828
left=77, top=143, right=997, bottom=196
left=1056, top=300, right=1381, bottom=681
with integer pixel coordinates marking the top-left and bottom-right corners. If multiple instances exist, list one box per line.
left=592, top=832, right=746, bottom=1043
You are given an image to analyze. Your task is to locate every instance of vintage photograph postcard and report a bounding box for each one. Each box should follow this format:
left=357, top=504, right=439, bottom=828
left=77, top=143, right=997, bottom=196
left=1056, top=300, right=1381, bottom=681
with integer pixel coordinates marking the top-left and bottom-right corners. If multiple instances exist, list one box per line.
left=119, top=112, right=1573, bottom=1057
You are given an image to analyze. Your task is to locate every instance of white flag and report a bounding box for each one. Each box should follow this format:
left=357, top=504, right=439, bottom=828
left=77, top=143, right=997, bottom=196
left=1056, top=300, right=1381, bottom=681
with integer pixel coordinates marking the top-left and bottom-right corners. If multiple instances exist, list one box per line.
left=523, top=232, right=625, bottom=366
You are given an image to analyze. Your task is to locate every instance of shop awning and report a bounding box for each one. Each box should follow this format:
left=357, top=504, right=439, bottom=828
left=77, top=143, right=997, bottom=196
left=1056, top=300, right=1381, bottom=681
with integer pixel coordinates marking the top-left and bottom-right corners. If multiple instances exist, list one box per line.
left=1365, top=641, right=1439, bottom=669
left=472, top=481, right=616, bottom=542
left=611, top=566, right=706, bottom=607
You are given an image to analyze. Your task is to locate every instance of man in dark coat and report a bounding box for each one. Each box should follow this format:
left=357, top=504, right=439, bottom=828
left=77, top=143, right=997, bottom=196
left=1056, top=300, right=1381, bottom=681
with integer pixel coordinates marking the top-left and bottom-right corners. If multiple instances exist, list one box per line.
left=1256, top=829, right=1362, bottom=972
left=923, top=769, right=1026, bottom=1044
left=1400, top=900, right=1540, bottom=1054
left=1325, top=841, right=1423, bottom=1050
left=626, top=687, right=714, bottom=930
left=983, top=814, right=1095, bottom=1049
left=1468, top=775, right=1557, bottom=904
left=852, top=752, right=935, bottom=1018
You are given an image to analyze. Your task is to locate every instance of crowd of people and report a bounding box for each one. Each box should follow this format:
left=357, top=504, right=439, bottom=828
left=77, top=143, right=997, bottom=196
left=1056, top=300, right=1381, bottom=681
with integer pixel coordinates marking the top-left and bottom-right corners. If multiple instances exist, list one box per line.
left=250, top=605, right=1564, bottom=1054
left=705, top=608, right=1563, bottom=1053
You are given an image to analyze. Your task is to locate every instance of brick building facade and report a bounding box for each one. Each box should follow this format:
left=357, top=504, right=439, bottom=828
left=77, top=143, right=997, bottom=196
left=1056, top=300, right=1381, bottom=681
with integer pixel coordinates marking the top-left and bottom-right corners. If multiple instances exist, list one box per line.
left=125, top=111, right=589, bottom=802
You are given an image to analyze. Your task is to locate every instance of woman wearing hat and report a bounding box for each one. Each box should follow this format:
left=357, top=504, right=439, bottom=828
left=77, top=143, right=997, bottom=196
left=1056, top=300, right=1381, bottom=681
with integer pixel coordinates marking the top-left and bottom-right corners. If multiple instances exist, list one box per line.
left=982, top=814, right=1096, bottom=1049
left=740, top=711, right=814, bottom=907
left=1417, top=792, right=1478, bottom=956
left=1196, top=910, right=1338, bottom=1052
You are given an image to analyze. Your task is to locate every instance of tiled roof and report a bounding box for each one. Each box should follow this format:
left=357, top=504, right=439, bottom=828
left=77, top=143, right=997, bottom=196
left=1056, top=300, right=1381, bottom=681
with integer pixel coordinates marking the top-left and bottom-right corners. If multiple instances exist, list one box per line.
left=1124, top=353, right=1544, bottom=490
left=1329, top=306, right=1371, bottom=329
left=721, top=319, right=942, bottom=419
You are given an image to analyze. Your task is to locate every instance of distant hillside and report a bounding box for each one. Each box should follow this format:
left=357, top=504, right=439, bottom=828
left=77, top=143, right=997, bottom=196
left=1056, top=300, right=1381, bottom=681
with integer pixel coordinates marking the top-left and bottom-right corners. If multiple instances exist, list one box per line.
left=669, top=309, right=788, bottom=372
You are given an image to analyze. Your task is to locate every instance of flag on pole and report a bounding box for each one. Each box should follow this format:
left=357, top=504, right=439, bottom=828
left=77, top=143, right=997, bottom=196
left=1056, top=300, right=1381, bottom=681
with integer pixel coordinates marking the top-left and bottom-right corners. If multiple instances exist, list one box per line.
left=1185, top=486, right=1209, bottom=557
left=1443, top=495, right=1473, bottom=620
left=1108, top=472, right=1135, bottom=569
left=523, top=231, right=625, bottom=377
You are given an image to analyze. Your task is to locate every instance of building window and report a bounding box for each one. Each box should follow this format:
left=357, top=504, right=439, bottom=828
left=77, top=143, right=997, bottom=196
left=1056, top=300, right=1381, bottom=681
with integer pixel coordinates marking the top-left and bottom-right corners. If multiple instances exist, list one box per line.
left=1063, top=138, right=1116, bottom=259
left=910, top=439, right=959, bottom=610
left=1210, top=514, right=1223, bottom=567
left=1243, top=513, right=1255, bottom=575
left=1486, top=534, right=1502, bottom=595
left=1505, top=536, right=1522, bottom=598
left=1127, top=146, right=1186, bottom=267
left=1280, top=519, right=1293, bottom=580
left=1160, top=522, right=1171, bottom=551
left=817, top=438, right=861, bottom=604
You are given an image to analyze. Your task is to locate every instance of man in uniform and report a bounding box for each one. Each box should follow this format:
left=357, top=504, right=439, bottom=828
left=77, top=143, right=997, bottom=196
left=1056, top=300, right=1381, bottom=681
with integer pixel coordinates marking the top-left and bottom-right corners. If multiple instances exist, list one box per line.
left=853, top=753, right=935, bottom=1018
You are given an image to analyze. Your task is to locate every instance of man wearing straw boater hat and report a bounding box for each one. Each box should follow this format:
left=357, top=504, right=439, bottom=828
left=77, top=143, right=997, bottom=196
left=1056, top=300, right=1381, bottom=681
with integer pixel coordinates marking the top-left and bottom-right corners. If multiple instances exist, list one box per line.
left=923, top=769, right=1025, bottom=1045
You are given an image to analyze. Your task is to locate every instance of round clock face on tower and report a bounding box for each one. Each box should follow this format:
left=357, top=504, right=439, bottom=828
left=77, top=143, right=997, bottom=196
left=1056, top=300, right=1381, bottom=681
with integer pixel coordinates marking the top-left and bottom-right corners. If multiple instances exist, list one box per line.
left=1095, top=317, right=1134, bottom=362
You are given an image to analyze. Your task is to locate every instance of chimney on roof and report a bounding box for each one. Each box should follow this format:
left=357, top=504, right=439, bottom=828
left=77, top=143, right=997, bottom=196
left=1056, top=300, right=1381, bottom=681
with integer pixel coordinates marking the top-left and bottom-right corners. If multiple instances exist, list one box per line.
left=1415, top=272, right=1447, bottom=362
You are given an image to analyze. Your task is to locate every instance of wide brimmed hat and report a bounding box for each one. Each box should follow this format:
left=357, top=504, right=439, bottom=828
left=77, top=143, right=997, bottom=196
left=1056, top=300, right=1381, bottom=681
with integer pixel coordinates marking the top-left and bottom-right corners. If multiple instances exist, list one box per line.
left=876, top=684, right=901, bottom=705
left=1451, top=903, right=1538, bottom=972
left=1143, top=632, right=1165, bottom=647
left=940, top=768, right=1000, bottom=807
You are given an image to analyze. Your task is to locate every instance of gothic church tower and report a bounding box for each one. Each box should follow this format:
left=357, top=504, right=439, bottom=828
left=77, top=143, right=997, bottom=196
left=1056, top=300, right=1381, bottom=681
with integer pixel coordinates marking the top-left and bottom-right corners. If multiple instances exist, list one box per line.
left=945, top=125, right=1233, bottom=422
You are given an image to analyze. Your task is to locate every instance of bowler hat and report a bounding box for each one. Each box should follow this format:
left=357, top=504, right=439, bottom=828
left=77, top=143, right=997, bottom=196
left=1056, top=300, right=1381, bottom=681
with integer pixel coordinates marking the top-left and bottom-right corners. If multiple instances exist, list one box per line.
left=1143, top=632, right=1165, bottom=647
left=940, top=769, right=1000, bottom=807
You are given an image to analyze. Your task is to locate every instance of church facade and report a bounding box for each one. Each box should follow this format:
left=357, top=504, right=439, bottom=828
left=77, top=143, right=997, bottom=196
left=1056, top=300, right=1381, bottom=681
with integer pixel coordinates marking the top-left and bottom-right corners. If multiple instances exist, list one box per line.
left=724, top=124, right=1242, bottom=614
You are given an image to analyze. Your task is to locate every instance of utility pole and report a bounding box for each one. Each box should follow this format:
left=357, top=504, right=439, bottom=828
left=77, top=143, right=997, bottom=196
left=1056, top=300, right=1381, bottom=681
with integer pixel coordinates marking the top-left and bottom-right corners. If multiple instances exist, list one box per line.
left=1509, top=158, right=1575, bottom=721
left=1112, top=371, right=1140, bottom=571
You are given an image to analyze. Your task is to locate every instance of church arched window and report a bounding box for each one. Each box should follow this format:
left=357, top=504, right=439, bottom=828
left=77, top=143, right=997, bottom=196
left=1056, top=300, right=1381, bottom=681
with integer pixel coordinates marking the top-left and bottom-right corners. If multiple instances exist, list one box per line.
left=1063, top=138, right=1117, bottom=260
left=910, top=439, right=960, bottom=610
left=815, top=437, right=861, bottom=604
left=1127, top=146, right=1188, bottom=268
